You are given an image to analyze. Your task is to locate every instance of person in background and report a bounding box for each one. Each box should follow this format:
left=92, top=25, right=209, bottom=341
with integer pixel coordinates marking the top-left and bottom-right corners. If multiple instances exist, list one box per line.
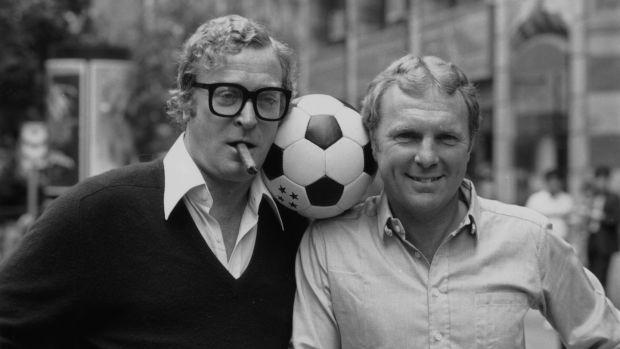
left=290, top=54, right=620, bottom=349
left=586, top=165, right=620, bottom=290
left=0, top=14, right=308, bottom=348
left=525, top=169, right=574, bottom=242
left=570, top=180, right=597, bottom=264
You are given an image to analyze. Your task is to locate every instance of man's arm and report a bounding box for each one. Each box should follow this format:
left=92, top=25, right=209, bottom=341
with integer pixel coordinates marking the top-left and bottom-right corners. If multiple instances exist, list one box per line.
left=0, top=194, right=87, bottom=347
left=537, top=226, right=620, bottom=348
left=290, top=225, right=340, bottom=349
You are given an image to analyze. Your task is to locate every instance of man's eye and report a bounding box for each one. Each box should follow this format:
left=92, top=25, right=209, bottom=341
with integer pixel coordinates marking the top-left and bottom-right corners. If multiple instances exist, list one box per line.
left=438, top=134, right=460, bottom=145
left=394, top=132, right=418, bottom=141
left=215, top=90, right=239, bottom=99
left=260, top=96, right=277, bottom=105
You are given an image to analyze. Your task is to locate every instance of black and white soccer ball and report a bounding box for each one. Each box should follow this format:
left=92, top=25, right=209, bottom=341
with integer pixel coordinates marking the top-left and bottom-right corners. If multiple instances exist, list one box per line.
left=261, top=94, right=377, bottom=219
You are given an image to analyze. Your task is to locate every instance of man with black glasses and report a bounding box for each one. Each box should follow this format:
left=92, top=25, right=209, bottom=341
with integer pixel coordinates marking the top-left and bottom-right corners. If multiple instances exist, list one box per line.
left=0, top=15, right=307, bottom=348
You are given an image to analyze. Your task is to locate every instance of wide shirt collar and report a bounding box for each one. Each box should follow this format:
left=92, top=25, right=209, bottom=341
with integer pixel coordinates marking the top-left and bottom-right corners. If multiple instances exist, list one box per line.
left=376, top=179, right=480, bottom=241
left=162, top=133, right=282, bottom=228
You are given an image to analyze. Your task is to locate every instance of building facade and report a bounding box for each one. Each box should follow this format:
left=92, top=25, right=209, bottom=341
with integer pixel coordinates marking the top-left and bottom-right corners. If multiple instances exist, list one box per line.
left=300, top=0, right=620, bottom=204
left=89, top=0, right=620, bottom=204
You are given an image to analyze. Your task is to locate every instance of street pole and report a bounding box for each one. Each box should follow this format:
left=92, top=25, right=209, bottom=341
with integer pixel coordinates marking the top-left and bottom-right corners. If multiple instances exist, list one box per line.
left=297, top=0, right=312, bottom=95
left=345, top=0, right=359, bottom=106
left=568, top=0, right=588, bottom=197
left=26, top=169, right=39, bottom=218
left=492, top=0, right=516, bottom=203
left=408, top=0, right=422, bottom=55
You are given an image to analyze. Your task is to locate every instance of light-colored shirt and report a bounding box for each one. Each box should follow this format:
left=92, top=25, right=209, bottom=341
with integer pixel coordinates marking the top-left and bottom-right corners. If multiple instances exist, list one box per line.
left=525, top=190, right=574, bottom=240
left=163, top=134, right=282, bottom=279
left=291, top=180, right=620, bottom=349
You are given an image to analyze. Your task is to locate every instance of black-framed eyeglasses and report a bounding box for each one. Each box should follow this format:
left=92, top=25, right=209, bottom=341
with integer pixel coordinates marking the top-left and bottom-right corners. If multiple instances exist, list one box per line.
left=192, top=82, right=292, bottom=121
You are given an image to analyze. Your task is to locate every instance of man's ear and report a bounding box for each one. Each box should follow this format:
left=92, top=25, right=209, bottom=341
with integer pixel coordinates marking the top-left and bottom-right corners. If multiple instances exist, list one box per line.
left=467, top=134, right=477, bottom=154
left=181, top=73, right=194, bottom=90
left=370, top=134, right=379, bottom=160
left=183, top=96, right=197, bottom=122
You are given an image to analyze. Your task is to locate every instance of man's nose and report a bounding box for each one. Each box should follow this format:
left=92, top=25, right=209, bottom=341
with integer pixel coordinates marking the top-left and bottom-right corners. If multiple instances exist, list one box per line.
left=234, top=99, right=258, bottom=129
left=414, top=139, right=438, bottom=168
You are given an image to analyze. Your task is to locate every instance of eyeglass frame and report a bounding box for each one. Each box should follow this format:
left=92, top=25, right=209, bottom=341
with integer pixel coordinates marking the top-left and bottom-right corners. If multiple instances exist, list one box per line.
left=191, top=82, right=292, bottom=121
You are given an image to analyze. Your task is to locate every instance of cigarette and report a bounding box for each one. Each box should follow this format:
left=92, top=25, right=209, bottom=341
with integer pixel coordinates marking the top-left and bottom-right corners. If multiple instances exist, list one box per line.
left=236, top=143, right=258, bottom=175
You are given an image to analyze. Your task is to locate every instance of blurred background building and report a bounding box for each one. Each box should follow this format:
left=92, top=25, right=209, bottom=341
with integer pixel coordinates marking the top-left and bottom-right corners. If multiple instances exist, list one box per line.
left=2, top=0, right=618, bottom=345
left=86, top=0, right=620, bottom=205
left=1, top=0, right=619, bottom=208
left=299, top=0, right=620, bottom=206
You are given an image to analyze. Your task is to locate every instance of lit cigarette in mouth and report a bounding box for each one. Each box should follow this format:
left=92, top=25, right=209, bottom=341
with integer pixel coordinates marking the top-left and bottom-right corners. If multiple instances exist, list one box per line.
left=236, top=143, right=258, bottom=175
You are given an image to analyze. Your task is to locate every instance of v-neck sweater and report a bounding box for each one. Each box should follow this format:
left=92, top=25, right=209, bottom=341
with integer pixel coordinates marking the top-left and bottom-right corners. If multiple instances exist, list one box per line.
left=0, top=160, right=308, bottom=348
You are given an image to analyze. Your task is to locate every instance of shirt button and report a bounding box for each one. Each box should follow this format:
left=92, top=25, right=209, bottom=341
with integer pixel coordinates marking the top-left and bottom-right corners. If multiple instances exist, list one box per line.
left=414, top=251, right=422, bottom=259
left=431, top=288, right=441, bottom=298
left=432, top=331, right=443, bottom=342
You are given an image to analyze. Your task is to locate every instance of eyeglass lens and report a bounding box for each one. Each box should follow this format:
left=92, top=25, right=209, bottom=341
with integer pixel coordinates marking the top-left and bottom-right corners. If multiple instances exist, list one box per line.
left=212, top=85, right=286, bottom=120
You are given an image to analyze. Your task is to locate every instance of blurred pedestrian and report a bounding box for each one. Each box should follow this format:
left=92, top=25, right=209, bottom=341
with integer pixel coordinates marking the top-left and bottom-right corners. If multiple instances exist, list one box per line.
left=290, top=54, right=620, bottom=349
left=0, top=14, right=308, bottom=348
left=570, top=180, right=597, bottom=264
left=525, top=169, right=573, bottom=242
left=586, top=165, right=620, bottom=290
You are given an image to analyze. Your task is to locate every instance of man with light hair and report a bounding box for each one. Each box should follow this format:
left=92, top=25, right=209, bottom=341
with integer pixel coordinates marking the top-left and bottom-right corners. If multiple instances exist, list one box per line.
left=290, top=54, right=620, bottom=348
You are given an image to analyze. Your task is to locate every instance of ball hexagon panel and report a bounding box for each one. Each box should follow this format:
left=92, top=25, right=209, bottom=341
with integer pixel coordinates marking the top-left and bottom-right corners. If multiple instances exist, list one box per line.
left=301, top=205, right=344, bottom=220
left=282, top=139, right=326, bottom=186
left=305, top=114, right=343, bottom=150
left=324, top=138, right=364, bottom=185
left=333, top=106, right=369, bottom=146
left=337, top=172, right=373, bottom=210
left=306, top=176, right=344, bottom=206
left=264, top=175, right=311, bottom=211
left=262, top=144, right=284, bottom=180
left=274, top=106, right=311, bottom=148
left=294, top=94, right=343, bottom=116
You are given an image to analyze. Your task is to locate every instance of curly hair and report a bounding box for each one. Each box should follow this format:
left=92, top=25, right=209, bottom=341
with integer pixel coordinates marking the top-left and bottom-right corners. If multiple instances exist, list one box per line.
left=166, top=14, right=297, bottom=128
left=360, top=55, right=480, bottom=144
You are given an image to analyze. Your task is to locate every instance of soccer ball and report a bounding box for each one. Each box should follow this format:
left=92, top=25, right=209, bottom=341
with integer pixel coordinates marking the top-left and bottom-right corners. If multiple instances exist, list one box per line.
left=261, top=94, right=377, bottom=219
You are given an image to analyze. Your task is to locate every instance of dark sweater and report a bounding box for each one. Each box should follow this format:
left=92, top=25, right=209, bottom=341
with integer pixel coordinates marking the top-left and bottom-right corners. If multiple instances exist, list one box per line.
left=0, top=160, right=308, bottom=348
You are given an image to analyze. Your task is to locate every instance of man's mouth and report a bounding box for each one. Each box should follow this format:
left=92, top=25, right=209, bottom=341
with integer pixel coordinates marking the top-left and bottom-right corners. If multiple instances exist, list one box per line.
left=408, top=175, right=443, bottom=183
left=229, top=141, right=255, bottom=149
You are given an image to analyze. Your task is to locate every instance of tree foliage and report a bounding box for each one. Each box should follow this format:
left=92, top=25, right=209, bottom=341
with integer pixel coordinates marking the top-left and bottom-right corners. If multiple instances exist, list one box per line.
left=0, top=0, right=91, bottom=144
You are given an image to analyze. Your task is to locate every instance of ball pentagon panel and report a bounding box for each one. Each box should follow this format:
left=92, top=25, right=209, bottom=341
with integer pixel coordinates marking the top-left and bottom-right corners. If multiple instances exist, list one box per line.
left=305, top=176, right=345, bottom=207
left=362, top=142, right=378, bottom=176
left=305, top=114, right=343, bottom=150
left=262, top=145, right=284, bottom=180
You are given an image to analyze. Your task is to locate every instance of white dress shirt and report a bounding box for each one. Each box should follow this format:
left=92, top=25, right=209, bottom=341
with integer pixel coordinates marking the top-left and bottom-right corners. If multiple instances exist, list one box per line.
left=163, top=134, right=282, bottom=278
left=291, top=180, right=620, bottom=348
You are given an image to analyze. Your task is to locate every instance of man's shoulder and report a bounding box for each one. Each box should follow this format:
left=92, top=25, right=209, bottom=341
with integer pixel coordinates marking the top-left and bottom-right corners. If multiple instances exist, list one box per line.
left=57, top=160, right=164, bottom=205
left=478, top=196, right=550, bottom=229
left=308, top=196, right=378, bottom=238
